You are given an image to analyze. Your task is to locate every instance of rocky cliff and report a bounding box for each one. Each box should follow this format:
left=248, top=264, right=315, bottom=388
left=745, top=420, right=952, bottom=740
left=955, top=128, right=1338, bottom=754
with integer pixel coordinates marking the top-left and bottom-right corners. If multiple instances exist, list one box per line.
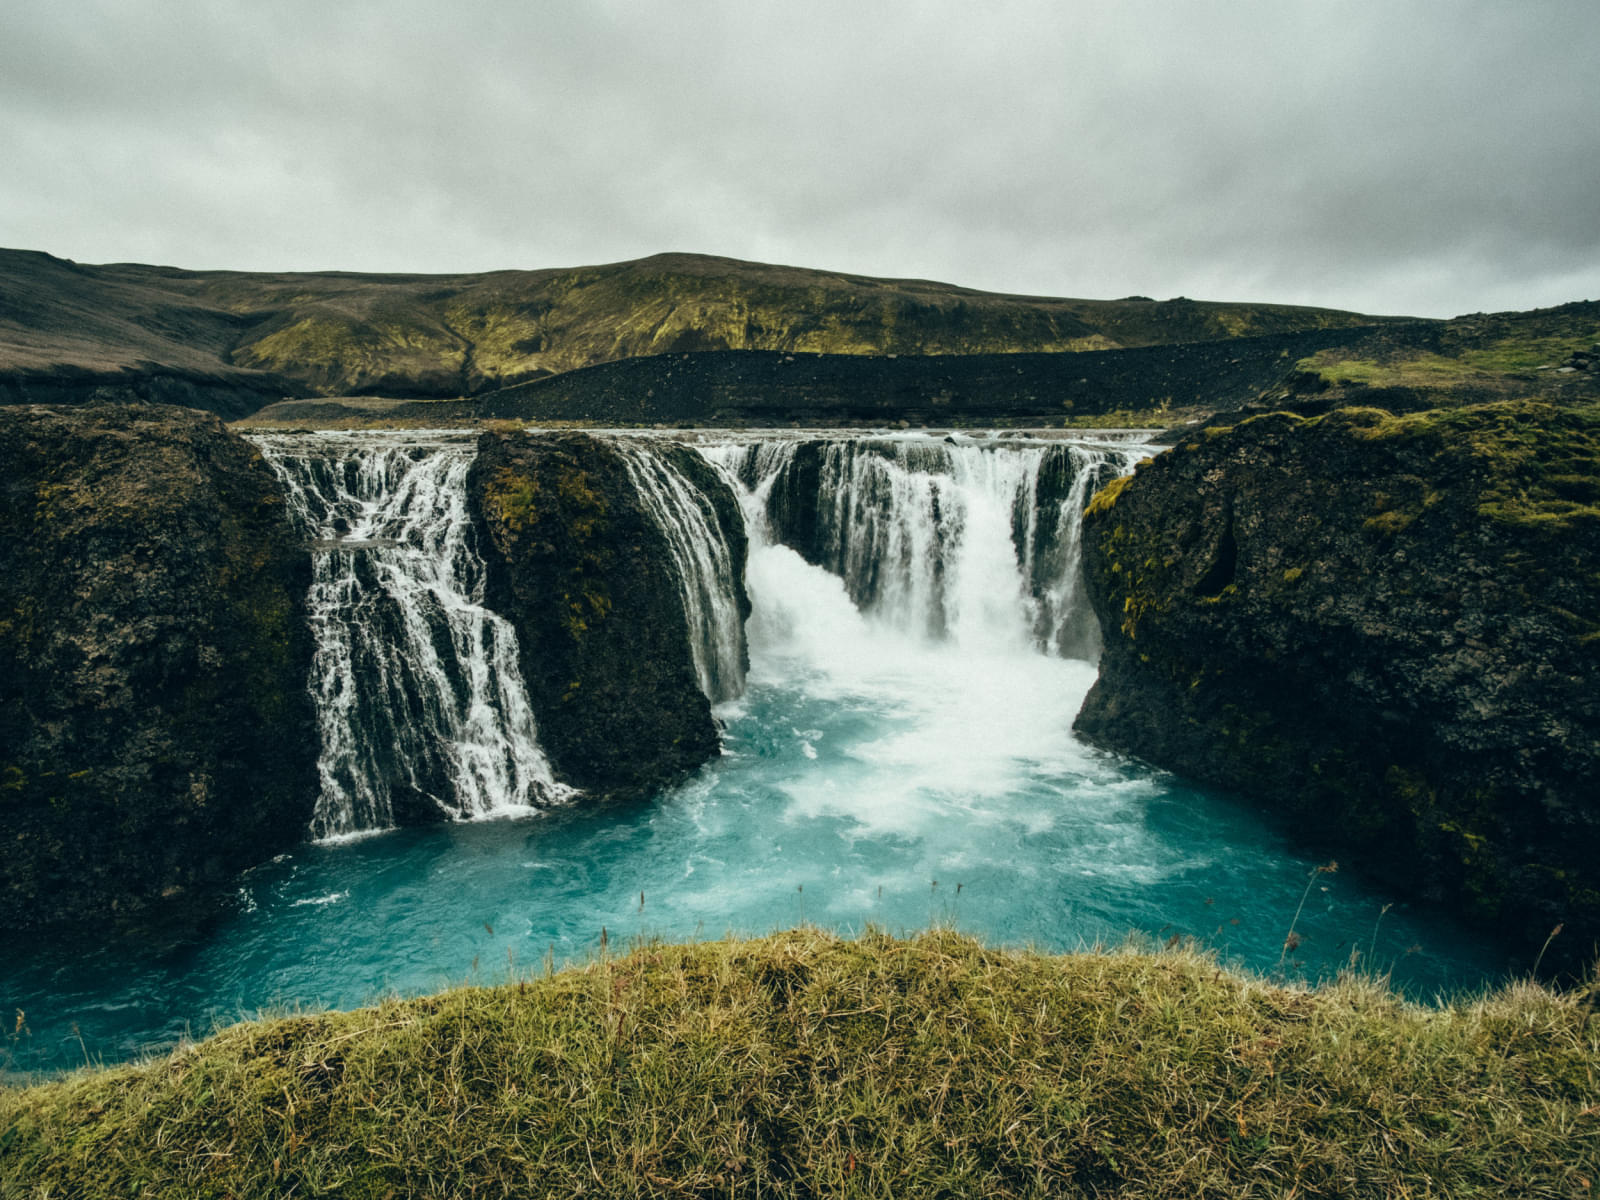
left=468, top=433, right=749, bottom=797
left=0, top=404, right=318, bottom=931
left=1074, top=400, right=1600, bottom=973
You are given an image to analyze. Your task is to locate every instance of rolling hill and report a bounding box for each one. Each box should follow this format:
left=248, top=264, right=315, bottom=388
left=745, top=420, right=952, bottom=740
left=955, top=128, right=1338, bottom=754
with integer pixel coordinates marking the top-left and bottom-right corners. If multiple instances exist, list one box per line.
left=0, top=248, right=1399, bottom=416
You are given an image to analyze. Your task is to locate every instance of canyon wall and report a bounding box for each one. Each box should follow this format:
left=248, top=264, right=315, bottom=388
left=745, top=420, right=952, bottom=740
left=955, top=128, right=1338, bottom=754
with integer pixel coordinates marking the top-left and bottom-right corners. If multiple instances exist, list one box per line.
left=1075, top=400, right=1600, bottom=972
left=0, top=404, right=318, bottom=931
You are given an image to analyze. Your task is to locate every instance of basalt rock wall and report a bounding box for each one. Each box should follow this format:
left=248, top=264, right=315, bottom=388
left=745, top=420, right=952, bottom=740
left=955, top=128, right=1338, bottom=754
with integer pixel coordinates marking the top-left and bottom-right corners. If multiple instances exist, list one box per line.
left=0, top=403, right=318, bottom=932
left=468, top=432, right=748, bottom=797
left=0, top=367, right=292, bottom=420
left=1074, top=400, right=1600, bottom=973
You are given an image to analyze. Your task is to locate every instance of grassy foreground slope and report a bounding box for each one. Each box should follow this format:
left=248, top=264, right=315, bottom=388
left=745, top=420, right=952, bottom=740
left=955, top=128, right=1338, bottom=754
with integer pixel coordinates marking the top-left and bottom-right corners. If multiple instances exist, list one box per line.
left=3, top=930, right=1595, bottom=1197
left=0, top=248, right=1393, bottom=402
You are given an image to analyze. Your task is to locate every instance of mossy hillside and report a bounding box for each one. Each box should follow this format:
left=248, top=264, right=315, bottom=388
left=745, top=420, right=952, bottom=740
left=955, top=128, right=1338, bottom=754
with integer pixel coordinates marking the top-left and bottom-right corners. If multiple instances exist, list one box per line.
left=1075, top=399, right=1600, bottom=972
left=2, top=248, right=1396, bottom=408
left=1291, top=300, right=1600, bottom=399
left=1073, top=293, right=1396, bottom=348
left=3, top=929, right=1595, bottom=1198
left=223, top=257, right=1388, bottom=396
left=229, top=308, right=468, bottom=398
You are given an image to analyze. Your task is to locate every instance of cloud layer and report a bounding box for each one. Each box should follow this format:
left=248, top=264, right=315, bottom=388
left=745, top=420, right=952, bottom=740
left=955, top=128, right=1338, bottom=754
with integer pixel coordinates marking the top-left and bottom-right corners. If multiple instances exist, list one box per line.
left=3, top=0, right=1596, bottom=316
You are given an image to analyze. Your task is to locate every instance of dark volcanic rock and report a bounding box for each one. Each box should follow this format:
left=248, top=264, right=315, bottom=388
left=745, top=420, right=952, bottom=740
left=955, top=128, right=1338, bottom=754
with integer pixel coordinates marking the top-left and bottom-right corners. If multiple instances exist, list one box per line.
left=1074, top=400, right=1600, bottom=973
left=0, top=366, right=291, bottom=421
left=467, top=331, right=1389, bottom=427
left=468, top=432, right=748, bottom=797
left=0, top=403, right=318, bottom=931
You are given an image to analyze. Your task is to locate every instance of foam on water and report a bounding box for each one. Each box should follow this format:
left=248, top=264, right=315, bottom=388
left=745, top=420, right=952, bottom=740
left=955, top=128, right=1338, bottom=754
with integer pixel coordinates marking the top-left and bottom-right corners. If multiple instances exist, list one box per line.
left=0, top=429, right=1512, bottom=1074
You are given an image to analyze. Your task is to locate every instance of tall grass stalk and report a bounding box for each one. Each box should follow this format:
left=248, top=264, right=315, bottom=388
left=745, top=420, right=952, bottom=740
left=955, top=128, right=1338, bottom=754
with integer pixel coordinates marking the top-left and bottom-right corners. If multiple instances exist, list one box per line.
left=1277, top=860, right=1338, bottom=971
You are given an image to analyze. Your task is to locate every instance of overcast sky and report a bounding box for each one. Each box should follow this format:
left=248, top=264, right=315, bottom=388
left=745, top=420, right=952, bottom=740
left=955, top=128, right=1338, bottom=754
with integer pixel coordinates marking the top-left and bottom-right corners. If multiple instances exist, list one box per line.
left=2, top=0, right=1596, bottom=317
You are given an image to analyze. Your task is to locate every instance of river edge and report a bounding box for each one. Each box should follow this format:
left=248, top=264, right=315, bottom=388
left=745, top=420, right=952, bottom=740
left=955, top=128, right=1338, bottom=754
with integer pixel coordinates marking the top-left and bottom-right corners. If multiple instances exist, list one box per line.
left=3, top=928, right=1593, bottom=1196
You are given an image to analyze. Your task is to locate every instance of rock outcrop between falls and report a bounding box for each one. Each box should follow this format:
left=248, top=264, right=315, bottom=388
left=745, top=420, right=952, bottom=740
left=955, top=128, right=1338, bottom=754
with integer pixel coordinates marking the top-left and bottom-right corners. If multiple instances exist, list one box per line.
left=1074, top=400, right=1600, bottom=973
left=468, top=432, right=749, bottom=797
left=0, top=403, right=318, bottom=931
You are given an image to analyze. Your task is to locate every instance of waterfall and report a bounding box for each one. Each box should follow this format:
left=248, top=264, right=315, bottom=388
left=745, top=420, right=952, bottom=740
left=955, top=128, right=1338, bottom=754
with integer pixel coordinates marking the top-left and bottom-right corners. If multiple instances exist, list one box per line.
left=245, top=426, right=1144, bottom=837
left=700, top=433, right=1151, bottom=659
left=700, top=439, right=799, bottom=538
left=610, top=439, right=747, bottom=703
left=250, top=431, right=571, bottom=839
left=1030, top=440, right=1135, bottom=659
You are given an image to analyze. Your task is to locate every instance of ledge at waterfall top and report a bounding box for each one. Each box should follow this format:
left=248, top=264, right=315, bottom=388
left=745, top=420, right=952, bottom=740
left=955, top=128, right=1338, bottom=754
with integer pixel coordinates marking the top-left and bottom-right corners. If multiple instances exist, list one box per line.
left=468, top=432, right=750, bottom=797
left=1074, top=399, right=1600, bottom=975
left=0, top=403, right=317, bottom=933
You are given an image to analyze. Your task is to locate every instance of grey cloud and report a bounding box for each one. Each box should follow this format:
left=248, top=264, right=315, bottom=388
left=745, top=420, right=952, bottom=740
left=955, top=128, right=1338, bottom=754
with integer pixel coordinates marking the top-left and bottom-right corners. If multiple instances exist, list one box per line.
left=1, top=0, right=1595, bottom=316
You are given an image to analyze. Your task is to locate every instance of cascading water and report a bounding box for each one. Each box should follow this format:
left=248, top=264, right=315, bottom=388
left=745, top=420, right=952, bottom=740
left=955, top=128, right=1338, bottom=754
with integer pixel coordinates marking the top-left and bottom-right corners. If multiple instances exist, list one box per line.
left=1027, top=439, right=1139, bottom=658
left=2, top=427, right=1510, bottom=1075
left=699, top=439, right=798, bottom=536
left=703, top=433, right=1147, bottom=658
left=610, top=440, right=747, bottom=703
left=250, top=431, right=570, bottom=839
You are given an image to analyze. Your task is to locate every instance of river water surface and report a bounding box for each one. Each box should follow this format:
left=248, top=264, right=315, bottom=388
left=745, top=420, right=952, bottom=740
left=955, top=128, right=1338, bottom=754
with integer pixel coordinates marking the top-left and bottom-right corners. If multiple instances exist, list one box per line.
left=0, top=431, right=1508, bottom=1075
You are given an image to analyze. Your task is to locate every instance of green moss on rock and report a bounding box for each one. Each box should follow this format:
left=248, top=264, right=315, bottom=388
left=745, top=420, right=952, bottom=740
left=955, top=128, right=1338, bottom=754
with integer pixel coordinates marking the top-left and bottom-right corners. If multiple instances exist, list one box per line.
left=0, top=403, right=318, bottom=933
left=1075, top=398, right=1600, bottom=974
left=468, top=432, right=748, bottom=796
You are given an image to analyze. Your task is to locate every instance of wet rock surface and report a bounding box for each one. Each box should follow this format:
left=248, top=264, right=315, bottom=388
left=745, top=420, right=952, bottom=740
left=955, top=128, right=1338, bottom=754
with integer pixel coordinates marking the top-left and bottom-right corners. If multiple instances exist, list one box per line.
left=1075, top=400, right=1600, bottom=973
left=0, top=403, right=317, bottom=932
left=468, top=432, right=748, bottom=797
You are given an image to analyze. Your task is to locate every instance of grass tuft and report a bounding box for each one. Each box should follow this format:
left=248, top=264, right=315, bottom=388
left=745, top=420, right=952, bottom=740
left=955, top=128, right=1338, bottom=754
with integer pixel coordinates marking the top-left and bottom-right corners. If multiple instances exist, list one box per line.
left=1, top=929, right=1596, bottom=1197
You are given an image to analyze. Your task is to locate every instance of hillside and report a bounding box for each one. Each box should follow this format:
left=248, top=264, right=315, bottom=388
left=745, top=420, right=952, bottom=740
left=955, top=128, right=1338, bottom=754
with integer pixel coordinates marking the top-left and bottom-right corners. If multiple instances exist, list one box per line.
left=2, top=930, right=1593, bottom=1197
left=235, top=327, right=1385, bottom=430
left=1272, top=299, right=1600, bottom=412
left=0, top=248, right=1396, bottom=414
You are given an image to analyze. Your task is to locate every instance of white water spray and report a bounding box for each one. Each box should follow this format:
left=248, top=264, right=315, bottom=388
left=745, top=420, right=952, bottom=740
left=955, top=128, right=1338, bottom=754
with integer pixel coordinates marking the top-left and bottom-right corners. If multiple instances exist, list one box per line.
left=701, top=432, right=1153, bottom=658
left=611, top=440, right=748, bottom=703
left=251, top=431, right=571, bottom=839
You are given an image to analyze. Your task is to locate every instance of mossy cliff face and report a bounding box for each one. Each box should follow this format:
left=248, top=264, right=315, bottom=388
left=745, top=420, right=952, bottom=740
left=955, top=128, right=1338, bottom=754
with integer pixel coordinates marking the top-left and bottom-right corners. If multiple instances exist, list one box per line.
left=1075, top=400, right=1600, bottom=972
left=467, top=433, right=748, bottom=797
left=0, top=404, right=317, bottom=931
